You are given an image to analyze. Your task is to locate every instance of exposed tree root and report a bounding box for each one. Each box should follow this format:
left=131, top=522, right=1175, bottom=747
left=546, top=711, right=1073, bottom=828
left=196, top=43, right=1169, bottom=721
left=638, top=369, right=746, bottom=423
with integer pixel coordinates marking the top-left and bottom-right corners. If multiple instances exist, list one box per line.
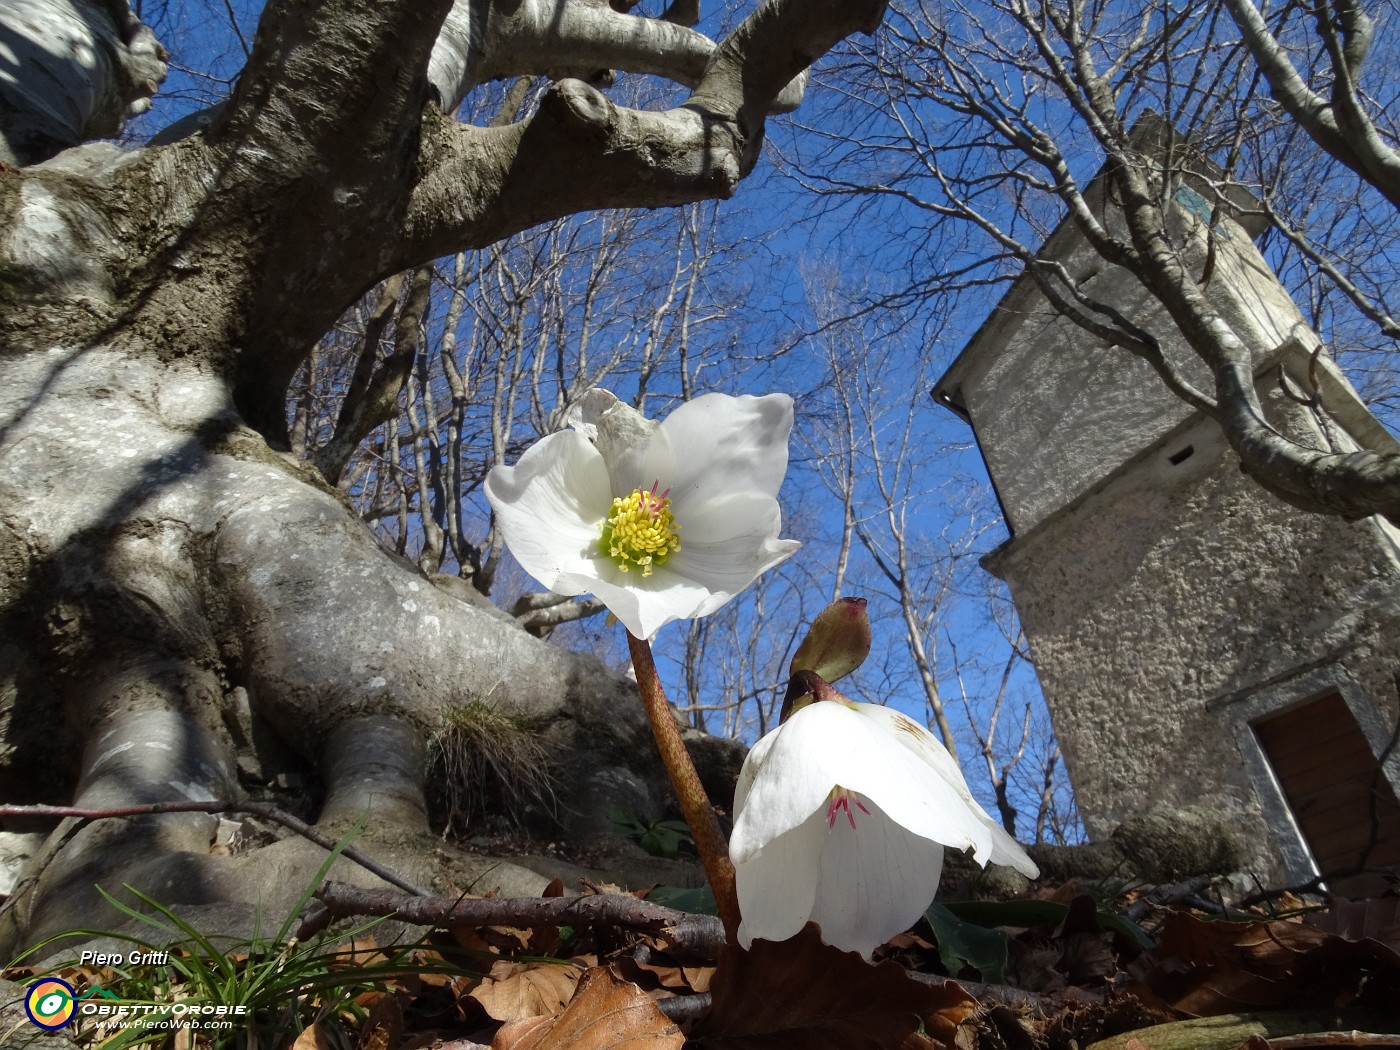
left=0, top=800, right=429, bottom=897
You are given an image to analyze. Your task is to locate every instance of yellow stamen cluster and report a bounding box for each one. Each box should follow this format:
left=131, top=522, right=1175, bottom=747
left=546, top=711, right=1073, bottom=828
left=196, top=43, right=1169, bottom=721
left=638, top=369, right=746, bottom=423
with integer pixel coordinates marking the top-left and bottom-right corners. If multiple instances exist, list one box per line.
left=599, top=485, right=681, bottom=577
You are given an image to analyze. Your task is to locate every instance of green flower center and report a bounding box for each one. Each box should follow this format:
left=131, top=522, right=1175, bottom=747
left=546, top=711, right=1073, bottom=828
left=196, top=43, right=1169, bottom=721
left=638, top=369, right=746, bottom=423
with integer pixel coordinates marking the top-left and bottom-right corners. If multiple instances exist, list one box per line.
left=599, top=483, right=681, bottom=577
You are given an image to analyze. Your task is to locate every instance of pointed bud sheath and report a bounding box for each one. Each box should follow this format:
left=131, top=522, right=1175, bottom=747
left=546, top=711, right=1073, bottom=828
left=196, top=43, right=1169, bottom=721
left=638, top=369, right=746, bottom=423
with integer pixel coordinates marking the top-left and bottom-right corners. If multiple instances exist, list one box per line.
left=789, top=597, right=871, bottom=684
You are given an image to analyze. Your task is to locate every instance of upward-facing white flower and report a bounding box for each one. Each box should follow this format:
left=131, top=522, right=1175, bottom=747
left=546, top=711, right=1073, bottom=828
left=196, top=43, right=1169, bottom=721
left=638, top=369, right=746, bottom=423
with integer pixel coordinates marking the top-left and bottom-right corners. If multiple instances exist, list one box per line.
left=484, top=389, right=800, bottom=640
left=729, top=697, right=1040, bottom=959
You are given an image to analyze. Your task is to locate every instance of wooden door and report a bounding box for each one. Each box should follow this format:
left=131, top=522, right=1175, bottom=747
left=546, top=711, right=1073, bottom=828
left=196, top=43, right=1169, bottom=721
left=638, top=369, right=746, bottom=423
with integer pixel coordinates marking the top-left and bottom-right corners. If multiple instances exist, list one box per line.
left=1253, top=692, right=1400, bottom=898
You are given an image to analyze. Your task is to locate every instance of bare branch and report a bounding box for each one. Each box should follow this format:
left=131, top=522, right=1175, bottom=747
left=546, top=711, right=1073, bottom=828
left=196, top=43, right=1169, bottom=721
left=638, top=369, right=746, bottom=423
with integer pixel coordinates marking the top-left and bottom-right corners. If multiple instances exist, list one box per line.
left=404, top=0, right=888, bottom=266
left=1220, top=0, right=1400, bottom=208
left=311, top=879, right=726, bottom=958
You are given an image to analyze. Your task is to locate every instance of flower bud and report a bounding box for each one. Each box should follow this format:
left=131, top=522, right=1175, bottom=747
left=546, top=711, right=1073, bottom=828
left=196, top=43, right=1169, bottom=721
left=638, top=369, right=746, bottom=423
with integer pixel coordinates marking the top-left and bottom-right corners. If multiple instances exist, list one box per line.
left=789, top=596, right=871, bottom=683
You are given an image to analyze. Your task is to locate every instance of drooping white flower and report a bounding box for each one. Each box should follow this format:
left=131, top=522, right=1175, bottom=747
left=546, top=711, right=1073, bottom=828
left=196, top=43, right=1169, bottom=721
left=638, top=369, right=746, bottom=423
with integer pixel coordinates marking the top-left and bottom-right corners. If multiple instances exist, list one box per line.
left=484, top=389, right=800, bottom=640
left=729, top=697, right=1040, bottom=959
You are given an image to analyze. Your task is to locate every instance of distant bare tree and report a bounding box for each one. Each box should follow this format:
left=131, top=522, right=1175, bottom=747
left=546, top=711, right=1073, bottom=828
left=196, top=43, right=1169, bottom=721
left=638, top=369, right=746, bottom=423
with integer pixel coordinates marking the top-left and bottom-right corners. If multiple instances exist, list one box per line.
left=795, top=277, right=1073, bottom=831
left=800, top=0, right=1400, bottom=521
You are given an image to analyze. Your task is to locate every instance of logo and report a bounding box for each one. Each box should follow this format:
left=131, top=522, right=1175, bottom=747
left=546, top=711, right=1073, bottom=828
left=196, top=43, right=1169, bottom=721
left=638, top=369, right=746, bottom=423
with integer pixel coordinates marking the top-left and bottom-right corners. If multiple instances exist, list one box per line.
left=24, top=978, right=76, bottom=1030
left=21, top=978, right=249, bottom=1033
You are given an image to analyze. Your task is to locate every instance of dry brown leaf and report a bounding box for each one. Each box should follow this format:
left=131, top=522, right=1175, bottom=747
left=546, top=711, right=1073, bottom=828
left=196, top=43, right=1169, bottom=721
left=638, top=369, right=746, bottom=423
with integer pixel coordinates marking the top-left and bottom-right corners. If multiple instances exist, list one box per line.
left=1059, top=931, right=1120, bottom=986
left=357, top=991, right=404, bottom=1050
left=528, top=878, right=571, bottom=955
left=291, top=1020, right=339, bottom=1050
left=688, top=922, right=979, bottom=1049
left=447, top=924, right=497, bottom=955
left=888, top=932, right=936, bottom=951
left=411, top=954, right=469, bottom=991
left=331, top=934, right=386, bottom=969
left=1306, top=898, right=1400, bottom=956
left=483, top=926, right=533, bottom=952
left=609, top=955, right=710, bottom=994
left=490, top=967, right=683, bottom=1050
left=470, top=960, right=585, bottom=1022
left=683, top=965, right=713, bottom=994
left=1135, top=911, right=1400, bottom=1015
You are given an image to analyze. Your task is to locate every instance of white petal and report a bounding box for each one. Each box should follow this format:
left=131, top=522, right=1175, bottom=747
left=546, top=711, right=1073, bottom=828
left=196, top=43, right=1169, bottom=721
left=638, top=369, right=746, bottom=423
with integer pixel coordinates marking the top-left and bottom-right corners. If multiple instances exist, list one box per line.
left=654, top=393, right=793, bottom=511
left=731, top=702, right=989, bottom=862
left=633, top=492, right=799, bottom=625
left=489, top=390, right=799, bottom=639
left=729, top=715, right=842, bottom=865
left=565, top=389, right=659, bottom=495
left=672, top=490, right=780, bottom=547
left=565, top=500, right=796, bottom=639
left=632, top=420, right=676, bottom=495
left=855, top=704, right=1040, bottom=877
left=576, top=565, right=713, bottom=640
left=809, top=797, right=946, bottom=959
left=852, top=704, right=974, bottom=799
left=733, top=728, right=779, bottom=817
left=735, top=790, right=946, bottom=959
left=670, top=492, right=798, bottom=573
left=734, top=809, right=826, bottom=949
left=484, top=430, right=614, bottom=592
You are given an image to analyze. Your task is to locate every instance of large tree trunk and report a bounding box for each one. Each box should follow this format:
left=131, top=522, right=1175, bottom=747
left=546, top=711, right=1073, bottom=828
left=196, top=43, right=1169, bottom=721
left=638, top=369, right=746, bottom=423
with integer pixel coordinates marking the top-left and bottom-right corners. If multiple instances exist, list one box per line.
left=0, top=336, right=681, bottom=951
left=0, top=0, right=888, bottom=954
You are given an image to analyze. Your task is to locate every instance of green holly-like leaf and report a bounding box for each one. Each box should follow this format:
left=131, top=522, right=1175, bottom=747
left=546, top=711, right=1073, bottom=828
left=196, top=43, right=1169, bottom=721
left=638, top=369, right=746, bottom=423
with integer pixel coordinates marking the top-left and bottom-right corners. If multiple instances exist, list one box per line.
left=923, top=902, right=1010, bottom=983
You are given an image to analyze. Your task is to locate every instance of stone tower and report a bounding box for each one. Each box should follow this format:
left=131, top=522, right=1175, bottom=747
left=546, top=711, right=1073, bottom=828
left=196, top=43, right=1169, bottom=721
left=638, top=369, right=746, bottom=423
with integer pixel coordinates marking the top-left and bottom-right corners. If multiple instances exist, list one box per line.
left=932, top=145, right=1400, bottom=893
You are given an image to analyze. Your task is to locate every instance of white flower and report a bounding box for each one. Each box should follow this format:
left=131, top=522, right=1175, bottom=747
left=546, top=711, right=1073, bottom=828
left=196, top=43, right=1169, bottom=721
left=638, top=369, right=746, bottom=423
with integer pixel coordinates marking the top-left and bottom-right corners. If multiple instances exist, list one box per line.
left=729, top=699, right=1040, bottom=959
left=484, top=389, right=800, bottom=640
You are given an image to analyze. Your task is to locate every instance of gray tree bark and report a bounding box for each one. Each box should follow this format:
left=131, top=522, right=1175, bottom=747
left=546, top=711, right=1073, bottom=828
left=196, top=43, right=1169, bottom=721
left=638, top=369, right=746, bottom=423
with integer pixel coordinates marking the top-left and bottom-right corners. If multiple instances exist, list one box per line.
left=0, top=0, right=166, bottom=164
left=0, top=0, right=886, bottom=955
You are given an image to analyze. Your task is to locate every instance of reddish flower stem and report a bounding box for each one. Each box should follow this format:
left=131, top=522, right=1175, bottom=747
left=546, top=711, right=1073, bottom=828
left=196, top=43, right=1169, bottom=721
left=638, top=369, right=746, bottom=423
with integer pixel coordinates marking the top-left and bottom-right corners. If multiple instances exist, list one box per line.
left=626, top=630, right=740, bottom=943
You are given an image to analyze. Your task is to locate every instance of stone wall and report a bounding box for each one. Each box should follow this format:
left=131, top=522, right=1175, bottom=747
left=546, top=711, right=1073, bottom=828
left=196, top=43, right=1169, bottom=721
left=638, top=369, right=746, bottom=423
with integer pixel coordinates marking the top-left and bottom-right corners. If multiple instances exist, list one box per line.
left=983, top=388, right=1400, bottom=878
left=934, top=134, right=1400, bottom=880
left=951, top=178, right=1318, bottom=536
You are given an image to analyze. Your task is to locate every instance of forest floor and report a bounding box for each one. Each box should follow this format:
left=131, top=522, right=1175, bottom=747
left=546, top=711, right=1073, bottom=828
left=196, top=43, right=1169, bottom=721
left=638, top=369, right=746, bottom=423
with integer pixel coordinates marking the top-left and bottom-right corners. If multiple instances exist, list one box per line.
left=4, top=851, right=1398, bottom=1050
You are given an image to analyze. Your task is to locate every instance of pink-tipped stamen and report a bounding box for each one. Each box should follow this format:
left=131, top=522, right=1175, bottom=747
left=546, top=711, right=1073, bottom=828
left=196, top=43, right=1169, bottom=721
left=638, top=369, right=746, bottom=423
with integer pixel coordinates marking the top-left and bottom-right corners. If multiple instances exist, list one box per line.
left=637, top=480, right=672, bottom=518
left=826, top=793, right=870, bottom=830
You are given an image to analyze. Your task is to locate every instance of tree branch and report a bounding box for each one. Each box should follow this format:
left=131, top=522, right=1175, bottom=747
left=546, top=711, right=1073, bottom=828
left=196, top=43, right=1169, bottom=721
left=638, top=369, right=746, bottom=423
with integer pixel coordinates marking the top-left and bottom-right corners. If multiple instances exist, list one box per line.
left=315, top=266, right=435, bottom=485
left=310, top=879, right=726, bottom=959
left=1220, top=0, right=1400, bottom=209
left=514, top=595, right=607, bottom=636
left=402, top=0, right=888, bottom=266
left=1107, top=152, right=1400, bottom=521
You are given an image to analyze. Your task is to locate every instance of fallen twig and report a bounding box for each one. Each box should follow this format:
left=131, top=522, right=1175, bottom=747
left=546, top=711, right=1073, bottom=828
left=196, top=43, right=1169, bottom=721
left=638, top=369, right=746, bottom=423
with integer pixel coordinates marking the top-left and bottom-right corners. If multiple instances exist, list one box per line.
left=656, top=993, right=712, bottom=1023
left=907, top=969, right=1044, bottom=1011
left=312, top=880, right=727, bottom=959
left=1122, top=874, right=1216, bottom=922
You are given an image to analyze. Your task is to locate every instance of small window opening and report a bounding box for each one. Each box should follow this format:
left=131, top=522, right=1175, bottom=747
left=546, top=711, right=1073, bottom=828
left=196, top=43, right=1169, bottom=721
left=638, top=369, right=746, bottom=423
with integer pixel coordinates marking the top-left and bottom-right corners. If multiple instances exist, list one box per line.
left=1168, top=445, right=1194, bottom=466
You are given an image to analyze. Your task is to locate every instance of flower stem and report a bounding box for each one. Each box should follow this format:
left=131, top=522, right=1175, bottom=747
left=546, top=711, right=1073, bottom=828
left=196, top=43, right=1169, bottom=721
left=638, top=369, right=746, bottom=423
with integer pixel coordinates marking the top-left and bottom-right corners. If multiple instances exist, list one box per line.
left=626, top=631, right=740, bottom=943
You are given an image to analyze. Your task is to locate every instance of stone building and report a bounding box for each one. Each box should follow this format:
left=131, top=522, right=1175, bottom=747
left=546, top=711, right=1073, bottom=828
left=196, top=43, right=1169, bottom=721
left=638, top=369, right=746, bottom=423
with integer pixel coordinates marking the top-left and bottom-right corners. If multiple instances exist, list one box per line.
left=932, top=149, right=1400, bottom=893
